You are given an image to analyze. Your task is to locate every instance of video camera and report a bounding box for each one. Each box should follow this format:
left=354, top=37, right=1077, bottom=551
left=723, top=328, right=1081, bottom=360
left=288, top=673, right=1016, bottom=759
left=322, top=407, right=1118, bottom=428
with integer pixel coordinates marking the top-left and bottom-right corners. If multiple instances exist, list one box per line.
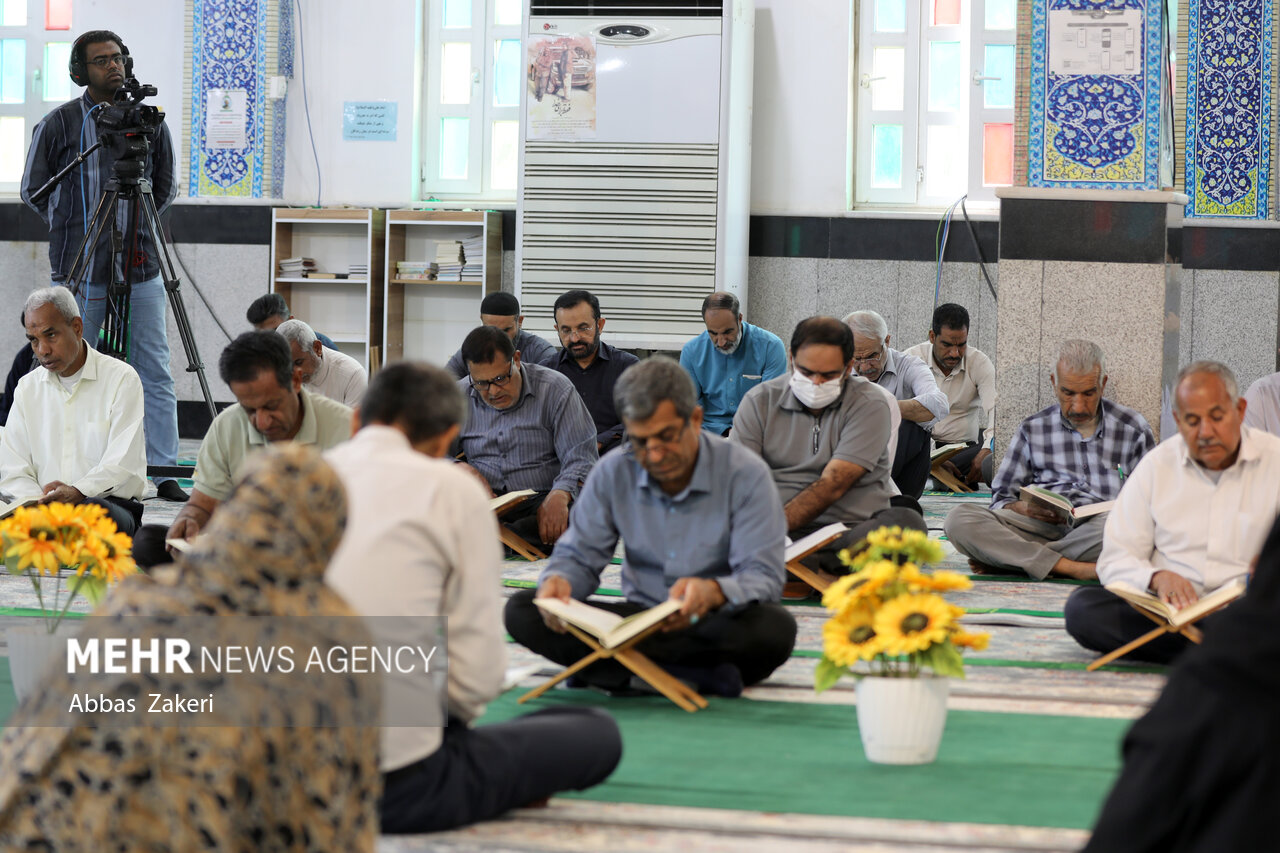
left=95, top=77, right=165, bottom=182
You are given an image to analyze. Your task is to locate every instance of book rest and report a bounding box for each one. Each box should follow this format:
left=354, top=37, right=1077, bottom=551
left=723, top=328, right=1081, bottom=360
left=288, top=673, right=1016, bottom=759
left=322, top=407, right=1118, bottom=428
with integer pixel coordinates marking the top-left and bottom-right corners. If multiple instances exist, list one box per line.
left=517, top=621, right=709, bottom=713
left=1085, top=603, right=1209, bottom=672
left=494, top=494, right=548, bottom=561
left=783, top=527, right=848, bottom=594
left=930, top=459, right=974, bottom=493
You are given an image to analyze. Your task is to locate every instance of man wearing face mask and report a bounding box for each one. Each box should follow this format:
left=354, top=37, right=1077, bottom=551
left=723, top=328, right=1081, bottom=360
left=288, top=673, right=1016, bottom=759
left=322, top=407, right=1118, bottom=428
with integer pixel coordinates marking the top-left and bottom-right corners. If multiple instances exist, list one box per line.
left=680, top=292, right=787, bottom=436
left=732, top=317, right=926, bottom=581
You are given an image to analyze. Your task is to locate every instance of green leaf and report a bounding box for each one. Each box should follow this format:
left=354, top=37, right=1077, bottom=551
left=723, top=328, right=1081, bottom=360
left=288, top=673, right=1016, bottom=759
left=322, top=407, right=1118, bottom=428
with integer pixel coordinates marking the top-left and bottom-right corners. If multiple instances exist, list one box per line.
left=78, top=575, right=108, bottom=607
left=813, top=656, right=849, bottom=693
left=920, top=641, right=966, bottom=679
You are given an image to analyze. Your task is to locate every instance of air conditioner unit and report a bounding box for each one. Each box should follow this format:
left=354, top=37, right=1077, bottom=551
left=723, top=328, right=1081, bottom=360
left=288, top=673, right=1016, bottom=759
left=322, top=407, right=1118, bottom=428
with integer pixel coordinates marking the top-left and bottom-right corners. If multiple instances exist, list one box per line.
left=516, top=0, right=754, bottom=351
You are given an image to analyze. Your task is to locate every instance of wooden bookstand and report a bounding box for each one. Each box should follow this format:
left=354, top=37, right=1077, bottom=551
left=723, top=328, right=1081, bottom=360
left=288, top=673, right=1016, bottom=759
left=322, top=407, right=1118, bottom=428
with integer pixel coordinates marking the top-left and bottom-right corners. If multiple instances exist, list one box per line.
left=784, top=528, right=848, bottom=594
left=517, top=621, right=709, bottom=713
left=930, top=445, right=974, bottom=493
left=494, top=493, right=547, bottom=561
left=1085, top=604, right=1211, bottom=671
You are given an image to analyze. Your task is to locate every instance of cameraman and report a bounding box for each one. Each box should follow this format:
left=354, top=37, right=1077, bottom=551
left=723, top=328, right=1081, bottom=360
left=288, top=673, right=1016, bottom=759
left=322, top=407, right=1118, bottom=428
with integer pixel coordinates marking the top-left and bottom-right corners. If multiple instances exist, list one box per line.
left=19, top=29, right=185, bottom=502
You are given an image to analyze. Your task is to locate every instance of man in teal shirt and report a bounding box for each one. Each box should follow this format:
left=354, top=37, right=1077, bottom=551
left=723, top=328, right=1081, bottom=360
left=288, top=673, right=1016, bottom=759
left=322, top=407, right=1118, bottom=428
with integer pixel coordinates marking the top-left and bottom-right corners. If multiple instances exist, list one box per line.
left=679, top=292, right=787, bottom=435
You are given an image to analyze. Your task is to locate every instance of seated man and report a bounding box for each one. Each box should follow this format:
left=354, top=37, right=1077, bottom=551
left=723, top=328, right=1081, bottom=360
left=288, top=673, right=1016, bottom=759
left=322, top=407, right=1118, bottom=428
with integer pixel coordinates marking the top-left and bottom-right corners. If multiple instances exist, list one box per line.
left=680, top=291, right=786, bottom=435
left=553, top=289, right=639, bottom=453
left=276, top=318, right=367, bottom=408
left=1243, top=369, right=1280, bottom=435
left=506, top=357, right=796, bottom=696
left=0, top=287, right=146, bottom=535
left=903, top=303, right=997, bottom=487
left=445, top=292, right=558, bottom=379
left=162, top=331, right=353, bottom=550
left=945, top=340, right=1155, bottom=580
left=1065, top=361, right=1280, bottom=663
left=246, top=292, right=337, bottom=350
left=733, top=317, right=926, bottom=581
left=456, top=325, right=597, bottom=549
left=326, top=362, right=621, bottom=834
left=845, top=309, right=948, bottom=499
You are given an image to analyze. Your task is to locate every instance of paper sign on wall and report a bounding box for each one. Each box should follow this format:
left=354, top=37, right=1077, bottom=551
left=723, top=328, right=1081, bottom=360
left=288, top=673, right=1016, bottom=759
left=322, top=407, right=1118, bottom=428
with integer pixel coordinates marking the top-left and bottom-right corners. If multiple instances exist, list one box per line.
left=1048, top=10, right=1143, bottom=76
left=343, top=101, right=398, bottom=141
left=205, top=89, right=248, bottom=150
left=526, top=34, right=597, bottom=140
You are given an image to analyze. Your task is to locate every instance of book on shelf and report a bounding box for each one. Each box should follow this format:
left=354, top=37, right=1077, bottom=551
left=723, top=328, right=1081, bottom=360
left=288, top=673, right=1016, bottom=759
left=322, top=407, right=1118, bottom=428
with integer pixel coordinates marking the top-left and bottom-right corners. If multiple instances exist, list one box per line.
left=277, top=257, right=317, bottom=274
left=533, top=597, right=682, bottom=649
left=1105, top=576, right=1247, bottom=628
left=1019, top=485, right=1115, bottom=523
left=303, top=272, right=349, bottom=279
left=434, top=240, right=465, bottom=264
left=490, top=488, right=538, bottom=514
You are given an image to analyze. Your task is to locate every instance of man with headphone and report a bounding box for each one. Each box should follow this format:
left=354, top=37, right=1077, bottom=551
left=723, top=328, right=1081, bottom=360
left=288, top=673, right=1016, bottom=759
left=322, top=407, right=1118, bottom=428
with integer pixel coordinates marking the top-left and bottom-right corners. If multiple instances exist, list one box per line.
left=19, top=30, right=185, bottom=502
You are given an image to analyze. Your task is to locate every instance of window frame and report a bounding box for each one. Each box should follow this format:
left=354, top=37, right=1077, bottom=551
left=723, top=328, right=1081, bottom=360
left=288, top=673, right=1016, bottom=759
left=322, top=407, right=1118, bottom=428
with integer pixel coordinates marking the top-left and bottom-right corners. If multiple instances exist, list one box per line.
left=0, top=0, right=75, bottom=192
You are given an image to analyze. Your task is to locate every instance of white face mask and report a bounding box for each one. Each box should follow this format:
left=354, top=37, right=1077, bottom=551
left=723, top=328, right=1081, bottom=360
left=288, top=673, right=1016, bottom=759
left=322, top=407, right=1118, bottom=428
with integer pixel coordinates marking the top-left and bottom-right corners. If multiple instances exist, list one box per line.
left=789, top=370, right=843, bottom=409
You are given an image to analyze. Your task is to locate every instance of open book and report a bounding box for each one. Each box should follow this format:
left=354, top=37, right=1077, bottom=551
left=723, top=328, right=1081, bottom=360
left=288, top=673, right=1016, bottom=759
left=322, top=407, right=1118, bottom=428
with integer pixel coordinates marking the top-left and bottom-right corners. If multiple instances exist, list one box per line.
left=1019, top=485, right=1114, bottom=523
left=784, top=522, right=847, bottom=562
left=0, top=498, right=41, bottom=520
left=533, top=597, right=682, bottom=649
left=490, top=489, right=538, bottom=514
left=1106, top=576, right=1247, bottom=628
left=930, top=443, right=969, bottom=464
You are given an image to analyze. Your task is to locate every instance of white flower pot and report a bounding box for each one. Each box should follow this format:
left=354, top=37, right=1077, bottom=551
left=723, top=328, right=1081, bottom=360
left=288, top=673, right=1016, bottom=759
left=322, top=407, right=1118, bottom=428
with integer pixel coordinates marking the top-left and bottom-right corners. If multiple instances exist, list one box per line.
left=6, top=622, right=83, bottom=704
left=855, top=674, right=950, bottom=765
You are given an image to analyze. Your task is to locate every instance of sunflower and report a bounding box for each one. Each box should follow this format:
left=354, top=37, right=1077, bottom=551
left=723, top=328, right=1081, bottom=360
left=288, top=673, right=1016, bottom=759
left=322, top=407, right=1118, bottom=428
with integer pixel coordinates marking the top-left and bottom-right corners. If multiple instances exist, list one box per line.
left=899, top=564, right=972, bottom=593
left=950, top=630, right=990, bottom=651
left=874, top=593, right=956, bottom=655
left=822, top=604, right=885, bottom=666
left=5, top=526, right=63, bottom=575
left=821, top=559, right=897, bottom=611
left=897, top=529, right=945, bottom=565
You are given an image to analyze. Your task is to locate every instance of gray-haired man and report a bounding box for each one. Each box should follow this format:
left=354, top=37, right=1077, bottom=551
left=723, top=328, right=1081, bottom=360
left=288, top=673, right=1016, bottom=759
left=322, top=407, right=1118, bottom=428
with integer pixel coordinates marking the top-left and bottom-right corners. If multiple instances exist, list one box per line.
left=276, top=318, right=367, bottom=408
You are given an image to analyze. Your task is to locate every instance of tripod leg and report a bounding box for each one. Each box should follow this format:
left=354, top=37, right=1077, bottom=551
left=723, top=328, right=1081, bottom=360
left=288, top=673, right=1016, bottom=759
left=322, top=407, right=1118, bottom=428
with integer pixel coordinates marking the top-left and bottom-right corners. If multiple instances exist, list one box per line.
left=65, top=188, right=120, bottom=322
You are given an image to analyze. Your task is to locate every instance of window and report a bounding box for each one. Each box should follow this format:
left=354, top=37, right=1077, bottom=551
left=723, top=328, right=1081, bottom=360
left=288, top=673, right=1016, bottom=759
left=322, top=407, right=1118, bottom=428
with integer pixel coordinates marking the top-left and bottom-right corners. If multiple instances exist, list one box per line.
left=422, top=0, right=523, bottom=200
left=0, top=0, right=73, bottom=192
left=854, top=0, right=1015, bottom=206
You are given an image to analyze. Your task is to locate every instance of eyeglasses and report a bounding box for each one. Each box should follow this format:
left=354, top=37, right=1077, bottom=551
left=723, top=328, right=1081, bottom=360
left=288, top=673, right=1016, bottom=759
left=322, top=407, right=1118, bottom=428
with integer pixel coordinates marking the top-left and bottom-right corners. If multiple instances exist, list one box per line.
left=852, top=349, right=885, bottom=367
left=88, top=54, right=127, bottom=69
left=469, top=367, right=515, bottom=392
left=626, top=420, right=690, bottom=455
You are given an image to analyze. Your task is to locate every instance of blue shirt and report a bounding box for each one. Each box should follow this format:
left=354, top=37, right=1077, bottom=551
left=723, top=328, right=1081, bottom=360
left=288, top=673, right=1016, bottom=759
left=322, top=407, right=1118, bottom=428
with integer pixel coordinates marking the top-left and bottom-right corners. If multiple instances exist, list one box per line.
left=679, top=321, right=788, bottom=434
left=542, top=432, right=786, bottom=608
left=555, top=340, right=639, bottom=452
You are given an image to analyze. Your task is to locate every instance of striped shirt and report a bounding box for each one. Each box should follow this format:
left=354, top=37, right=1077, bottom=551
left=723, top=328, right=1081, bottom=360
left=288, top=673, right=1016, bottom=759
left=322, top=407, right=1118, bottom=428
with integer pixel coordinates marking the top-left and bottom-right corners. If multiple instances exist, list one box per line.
left=456, top=361, right=598, bottom=498
left=990, top=399, right=1157, bottom=510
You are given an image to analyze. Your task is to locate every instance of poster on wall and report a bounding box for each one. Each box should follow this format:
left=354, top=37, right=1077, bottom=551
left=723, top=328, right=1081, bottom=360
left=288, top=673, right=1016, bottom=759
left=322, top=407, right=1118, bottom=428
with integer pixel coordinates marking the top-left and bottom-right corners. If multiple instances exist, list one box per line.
left=526, top=34, right=597, bottom=140
left=204, top=89, right=248, bottom=150
left=343, top=101, right=398, bottom=141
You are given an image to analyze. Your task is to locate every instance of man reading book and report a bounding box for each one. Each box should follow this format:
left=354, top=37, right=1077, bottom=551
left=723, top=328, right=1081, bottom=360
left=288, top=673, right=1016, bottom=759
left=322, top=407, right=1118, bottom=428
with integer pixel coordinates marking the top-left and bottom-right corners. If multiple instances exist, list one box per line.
left=505, top=356, right=795, bottom=698
left=944, top=339, right=1155, bottom=580
left=1065, top=361, right=1280, bottom=663
left=326, top=362, right=620, bottom=833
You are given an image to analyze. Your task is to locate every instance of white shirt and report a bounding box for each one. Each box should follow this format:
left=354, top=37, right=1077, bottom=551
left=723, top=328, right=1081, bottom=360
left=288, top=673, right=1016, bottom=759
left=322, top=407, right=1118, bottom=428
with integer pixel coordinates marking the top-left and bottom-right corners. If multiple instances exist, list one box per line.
left=903, top=342, right=997, bottom=445
left=1097, top=426, right=1280, bottom=594
left=0, top=344, right=147, bottom=504
left=306, top=347, right=367, bottom=408
left=325, top=426, right=504, bottom=772
left=1243, top=372, right=1280, bottom=436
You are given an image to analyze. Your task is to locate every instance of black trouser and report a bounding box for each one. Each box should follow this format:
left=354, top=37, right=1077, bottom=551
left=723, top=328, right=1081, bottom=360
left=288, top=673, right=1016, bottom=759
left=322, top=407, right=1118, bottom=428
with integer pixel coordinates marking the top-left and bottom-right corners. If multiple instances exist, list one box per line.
left=1064, top=586, right=1226, bottom=664
left=380, top=706, right=622, bottom=834
left=85, top=495, right=142, bottom=537
left=793, top=505, right=928, bottom=576
left=504, top=589, right=797, bottom=690
left=500, top=491, right=570, bottom=551
left=892, top=420, right=933, bottom=499
left=939, top=440, right=993, bottom=487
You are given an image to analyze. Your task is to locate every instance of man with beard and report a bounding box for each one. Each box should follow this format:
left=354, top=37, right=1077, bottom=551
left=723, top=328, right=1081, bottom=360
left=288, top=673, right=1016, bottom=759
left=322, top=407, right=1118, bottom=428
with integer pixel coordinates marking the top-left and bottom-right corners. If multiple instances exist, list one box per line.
left=944, top=340, right=1156, bottom=580
left=680, top=292, right=786, bottom=436
left=553, top=290, right=638, bottom=453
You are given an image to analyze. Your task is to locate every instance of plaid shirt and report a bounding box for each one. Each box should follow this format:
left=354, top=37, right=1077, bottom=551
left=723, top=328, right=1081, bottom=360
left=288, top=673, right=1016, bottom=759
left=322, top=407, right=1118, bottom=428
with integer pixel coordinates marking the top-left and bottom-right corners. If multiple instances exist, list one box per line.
left=990, top=400, right=1156, bottom=510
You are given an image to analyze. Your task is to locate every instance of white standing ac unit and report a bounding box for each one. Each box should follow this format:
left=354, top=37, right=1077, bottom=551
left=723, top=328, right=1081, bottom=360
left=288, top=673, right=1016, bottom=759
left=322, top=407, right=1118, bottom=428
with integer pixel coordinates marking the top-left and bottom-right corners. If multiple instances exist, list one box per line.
left=516, top=0, right=754, bottom=351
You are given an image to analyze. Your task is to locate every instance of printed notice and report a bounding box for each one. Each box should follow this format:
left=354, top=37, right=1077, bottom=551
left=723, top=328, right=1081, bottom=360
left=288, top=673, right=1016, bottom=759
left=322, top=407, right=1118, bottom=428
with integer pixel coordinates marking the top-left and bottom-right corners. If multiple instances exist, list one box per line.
left=343, top=101, right=398, bottom=141
left=526, top=34, right=597, bottom=140
left=1049, top=10, right=1143, bottom=76
left=205, top=89, right=248, bottom=150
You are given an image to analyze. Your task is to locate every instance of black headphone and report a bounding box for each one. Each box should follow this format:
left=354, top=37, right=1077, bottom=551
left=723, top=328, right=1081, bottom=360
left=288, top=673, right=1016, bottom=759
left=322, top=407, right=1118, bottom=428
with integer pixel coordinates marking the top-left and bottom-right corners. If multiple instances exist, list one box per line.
left=68, top=30, right=132, bottom=87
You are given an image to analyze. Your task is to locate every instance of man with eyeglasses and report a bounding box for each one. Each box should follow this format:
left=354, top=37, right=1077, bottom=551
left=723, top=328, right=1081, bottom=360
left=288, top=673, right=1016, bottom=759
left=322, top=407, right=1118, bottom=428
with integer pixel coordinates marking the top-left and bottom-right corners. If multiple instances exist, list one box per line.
left=505, top=356, right=794, bottom=698
left=455, top=325, right=597, bottom=550
left=553, top=289, right=638, bottom=454
left=21, top=30, right=185, bottom=503
left=844, top=310, right=948, bottom=499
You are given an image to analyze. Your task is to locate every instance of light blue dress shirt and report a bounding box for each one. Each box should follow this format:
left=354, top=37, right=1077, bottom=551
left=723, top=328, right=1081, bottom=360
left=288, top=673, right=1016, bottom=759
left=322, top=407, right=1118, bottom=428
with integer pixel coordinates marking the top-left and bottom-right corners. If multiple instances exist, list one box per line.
left=679, top=321, right=788, bottom=434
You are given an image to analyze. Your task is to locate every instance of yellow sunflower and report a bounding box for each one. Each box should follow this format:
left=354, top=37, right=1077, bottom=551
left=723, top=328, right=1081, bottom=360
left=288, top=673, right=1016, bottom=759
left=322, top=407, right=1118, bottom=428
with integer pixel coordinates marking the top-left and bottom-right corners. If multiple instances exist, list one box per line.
left=874, top=593, right=956, bottom=656
left=821, top=559, right=897, bottom=611
left=822, top=604, right=885, bottom=666
left=899, top=564, right=972, bottom=593
left=950, top=630, right=990, bottom=651
left=897, top=529, right=945, bottom=565
left=5, top=526, right=63, bottom=575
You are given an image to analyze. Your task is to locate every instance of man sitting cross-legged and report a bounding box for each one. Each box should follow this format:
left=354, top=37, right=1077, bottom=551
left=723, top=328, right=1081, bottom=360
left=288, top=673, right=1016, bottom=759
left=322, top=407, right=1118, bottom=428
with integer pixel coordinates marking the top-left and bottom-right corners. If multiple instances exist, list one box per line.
left=326, top=362, right=620, bottom=834
left=505, top=356, right=796, bottom=697
left=1065, top=361, right=1280, bottom=663
left=276, top=318, right=367, bottom=408
left=945, top=339, right=1155, bottom=580
left=0, top=287, right=146, bottom=535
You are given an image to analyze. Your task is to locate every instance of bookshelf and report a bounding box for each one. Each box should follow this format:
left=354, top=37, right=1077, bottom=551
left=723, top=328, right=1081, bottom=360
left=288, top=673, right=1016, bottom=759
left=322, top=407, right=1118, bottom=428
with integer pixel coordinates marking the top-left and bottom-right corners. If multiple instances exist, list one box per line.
left=383, top=210, right=501, bottom=368
left=270, top=208, right=385, bottom=370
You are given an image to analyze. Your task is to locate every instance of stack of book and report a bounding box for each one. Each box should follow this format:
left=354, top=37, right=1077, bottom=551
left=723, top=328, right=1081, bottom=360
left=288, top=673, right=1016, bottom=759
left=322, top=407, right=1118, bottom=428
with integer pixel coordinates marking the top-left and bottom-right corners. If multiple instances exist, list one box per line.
left=396, top=260, right=439, bottom=281
left=434, top=241, right=465, bottom=280
left=277, top=257, right=316, bottom=276
left=460, top=235, right=484, bottom=282
left=348, top=262, right=368, bottom=278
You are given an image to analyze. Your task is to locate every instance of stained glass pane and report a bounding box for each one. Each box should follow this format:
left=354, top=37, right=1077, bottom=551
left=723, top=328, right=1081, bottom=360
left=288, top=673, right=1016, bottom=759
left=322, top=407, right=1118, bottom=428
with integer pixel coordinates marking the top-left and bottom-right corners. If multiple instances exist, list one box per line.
left=925, top=125, right=966, bottom=198
left=928, top=41, right=962, bottom=112
left=443, top=0, right=471, bottom=28
left=44, top=42, right=71, bottom=101
left=494, top=0, right=521, bottom=26
left=983, top=44, right=1014, bottom=108
left=46, top=0, right=72, bottom=30
left=0, top=39, right=25, bottom=104
left=0, top=116, right=23, bottom=182
left=985, top=0, right=1016, bottom=30
left=493, top=39, right=520, bottom=106
left=491, top=120, right=518, bottom=190
left=1, top=0, right=26, bottom=26
left=874, top=0, right=906, bottom=32
left=440, top=43, right=472, bottom=104
left=871, top=48, right=904, bottom=111
left=983, top=123, right=1013, bottom=185
left=871, top=124, right=902, bottom=189
left=440, top=117, right=469, bottom=180
left=933, top=0, right=962, bottom=26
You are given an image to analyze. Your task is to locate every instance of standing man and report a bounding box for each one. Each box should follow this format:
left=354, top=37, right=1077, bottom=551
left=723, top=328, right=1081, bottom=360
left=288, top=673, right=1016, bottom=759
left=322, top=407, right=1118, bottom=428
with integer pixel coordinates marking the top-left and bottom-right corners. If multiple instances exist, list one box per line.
left=276, top=319, right=367, bottom=408
left=21, top=30, right=185, bottom=502
left=445, top=293, right=558, bottom=379
left=553, top=290, right=638, bottom=453
left=904, top=304, right=997, bottom=488
left=844, top=310, right=949, bottom=499
left=680, top=292, right=787, bottom=435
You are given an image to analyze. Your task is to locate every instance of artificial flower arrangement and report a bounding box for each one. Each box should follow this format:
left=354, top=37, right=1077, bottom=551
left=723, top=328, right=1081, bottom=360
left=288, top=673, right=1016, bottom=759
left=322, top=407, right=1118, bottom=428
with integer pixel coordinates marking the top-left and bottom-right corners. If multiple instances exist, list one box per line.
left=1, top=501, right=137, bottom=633
left=814, top=526, right=989, bottom=690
